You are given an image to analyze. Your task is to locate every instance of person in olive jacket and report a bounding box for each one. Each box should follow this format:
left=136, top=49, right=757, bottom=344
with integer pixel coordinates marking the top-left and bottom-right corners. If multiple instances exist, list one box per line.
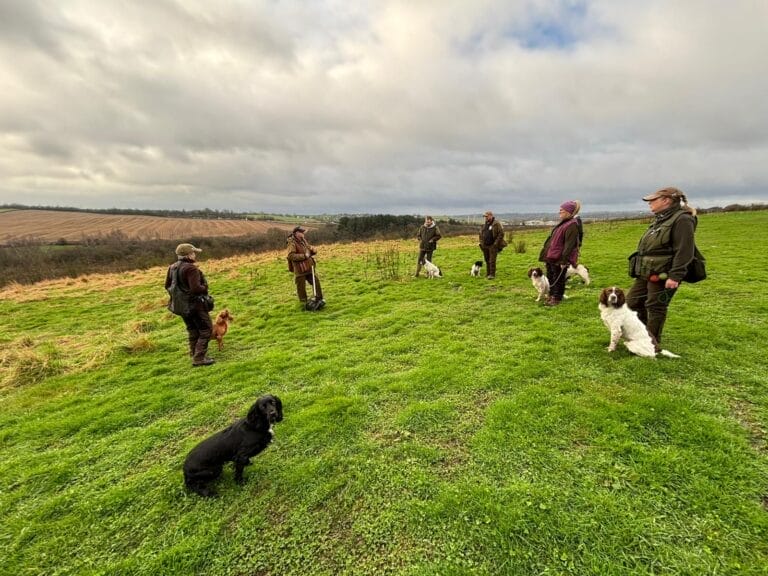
left=538, top=201, right=581, bottom=306
left=478, top=211, right=505, bottom=279
left=165, top=243, right=215, bottom=366
left=627, top=187, right=697, bottom=347
left=414, top=216, right=442, bottom=277
left=286, top=226, right=324, bottom=307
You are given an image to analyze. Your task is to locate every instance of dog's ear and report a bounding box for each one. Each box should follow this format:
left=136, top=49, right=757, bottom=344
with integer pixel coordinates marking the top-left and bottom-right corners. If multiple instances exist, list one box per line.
left=615, top=289, right=626, bottom=307
left=598, top=289, right=608, bottom=305
left=273, top=395, right=284, bottom=421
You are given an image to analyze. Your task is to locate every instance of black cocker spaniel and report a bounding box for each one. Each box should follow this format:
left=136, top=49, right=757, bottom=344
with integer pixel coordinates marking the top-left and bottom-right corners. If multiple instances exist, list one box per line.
left=183, top=394, right=283, bottom=497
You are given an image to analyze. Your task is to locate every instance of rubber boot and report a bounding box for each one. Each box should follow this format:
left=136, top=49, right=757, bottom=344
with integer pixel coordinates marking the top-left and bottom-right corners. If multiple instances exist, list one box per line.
left=414, top=263, right=422, bottom=277
left=192, top=338, right=215, bottom=366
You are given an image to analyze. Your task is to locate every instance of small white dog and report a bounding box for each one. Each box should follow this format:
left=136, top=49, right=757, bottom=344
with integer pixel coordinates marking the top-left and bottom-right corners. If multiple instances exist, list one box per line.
left=470, top=260, right=483, bottom=277
left=527, top=267, right=550, bottom=302
left=598, top=287, right=679, bottom=358
left=423, top=259, right=443, bottom=279
left=567, top=264, right=590, bottom=285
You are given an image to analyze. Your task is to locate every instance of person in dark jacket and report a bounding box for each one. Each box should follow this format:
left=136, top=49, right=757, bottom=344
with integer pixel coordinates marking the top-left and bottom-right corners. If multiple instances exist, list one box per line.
left=286, top=226, right=324, bottom=308
left=626, top=187, right=697, bottom=347
left=538, top=201, right=581, bottom=306
left=478, top=211, right=505, bottom=279
left=165, top=243, right=215, bottom=366
left=414, top=216, right=442, bottom=277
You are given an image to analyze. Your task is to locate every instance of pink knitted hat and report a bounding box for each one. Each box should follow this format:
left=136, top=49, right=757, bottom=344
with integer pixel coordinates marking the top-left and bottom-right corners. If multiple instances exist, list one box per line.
left=560, top=201, right=577, bottom=214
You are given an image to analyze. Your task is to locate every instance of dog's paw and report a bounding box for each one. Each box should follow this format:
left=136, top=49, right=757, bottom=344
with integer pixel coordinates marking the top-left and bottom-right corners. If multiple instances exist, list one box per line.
left=607, top=346, right=616, bottom=352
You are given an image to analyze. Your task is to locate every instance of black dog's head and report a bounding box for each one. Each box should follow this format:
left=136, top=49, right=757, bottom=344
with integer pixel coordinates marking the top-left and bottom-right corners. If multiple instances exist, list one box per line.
left=247, top=394, right=283, bottom=428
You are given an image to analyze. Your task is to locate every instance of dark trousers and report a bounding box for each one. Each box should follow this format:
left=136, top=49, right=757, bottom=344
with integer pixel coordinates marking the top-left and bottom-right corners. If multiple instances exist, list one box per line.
left=546, top=263, right=568, bottom=300
left=417, top=250, right=434, bottom=265
left=295, top=272, right=323, bottom=302
left=182, top=308, right=213, bottom=359
left=626, top=277, right=677, bottom=343
left=480, top=246, right=498, bottom=276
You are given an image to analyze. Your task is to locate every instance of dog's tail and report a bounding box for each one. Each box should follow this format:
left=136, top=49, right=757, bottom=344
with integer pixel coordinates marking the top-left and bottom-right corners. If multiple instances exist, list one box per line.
left=658, top=349, right=680, bottom=359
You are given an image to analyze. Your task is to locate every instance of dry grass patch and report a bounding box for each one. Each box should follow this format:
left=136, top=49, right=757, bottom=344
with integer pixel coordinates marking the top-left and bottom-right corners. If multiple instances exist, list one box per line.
left=0, top=347, right=63, bottom=389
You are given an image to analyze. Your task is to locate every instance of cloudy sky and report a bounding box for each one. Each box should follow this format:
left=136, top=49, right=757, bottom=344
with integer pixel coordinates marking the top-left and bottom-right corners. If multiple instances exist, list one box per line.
left=0, top=1, right=766, bottom=215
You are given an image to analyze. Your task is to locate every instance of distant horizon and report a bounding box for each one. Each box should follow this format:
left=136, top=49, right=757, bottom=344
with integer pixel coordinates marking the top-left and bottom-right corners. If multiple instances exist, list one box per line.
left=3, top=201, right=766, bottom=220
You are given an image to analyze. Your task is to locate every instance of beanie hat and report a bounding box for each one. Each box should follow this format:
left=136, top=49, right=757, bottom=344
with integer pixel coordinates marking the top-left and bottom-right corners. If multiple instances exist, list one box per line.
left=175, top=243, right=202, bottom=256
left=560, top=200, right=578, bottom=215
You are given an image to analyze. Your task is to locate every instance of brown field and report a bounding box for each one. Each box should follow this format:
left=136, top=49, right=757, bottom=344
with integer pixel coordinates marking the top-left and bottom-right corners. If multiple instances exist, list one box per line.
left=0, top=210, right=297, bottom=244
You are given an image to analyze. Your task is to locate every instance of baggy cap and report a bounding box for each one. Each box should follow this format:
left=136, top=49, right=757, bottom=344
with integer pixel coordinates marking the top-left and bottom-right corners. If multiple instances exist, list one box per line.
left=175, top=243, right=202, bottom=256
left=643, top=187, right=683, bottom=202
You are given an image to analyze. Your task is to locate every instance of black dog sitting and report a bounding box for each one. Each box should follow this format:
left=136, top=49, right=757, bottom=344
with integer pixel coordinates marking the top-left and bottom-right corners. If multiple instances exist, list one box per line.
left=183, top=394, right=283, bottom=497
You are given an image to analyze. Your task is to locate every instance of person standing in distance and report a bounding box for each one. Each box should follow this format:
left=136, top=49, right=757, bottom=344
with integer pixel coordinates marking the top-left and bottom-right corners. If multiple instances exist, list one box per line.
left=478, top=211, right=505, bottom=279
left=286, top=226, right=325, bottom=308
left=414, top=216, right=442, bottom=277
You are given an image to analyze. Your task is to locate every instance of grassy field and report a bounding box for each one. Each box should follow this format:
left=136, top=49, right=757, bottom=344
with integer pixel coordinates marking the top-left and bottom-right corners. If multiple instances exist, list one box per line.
left=1, top=211, right=767, bottom=576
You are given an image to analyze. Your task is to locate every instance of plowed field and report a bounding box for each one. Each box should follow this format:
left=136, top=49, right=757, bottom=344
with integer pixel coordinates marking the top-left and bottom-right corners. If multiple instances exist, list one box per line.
left=0, top=210, right=296, bottom=244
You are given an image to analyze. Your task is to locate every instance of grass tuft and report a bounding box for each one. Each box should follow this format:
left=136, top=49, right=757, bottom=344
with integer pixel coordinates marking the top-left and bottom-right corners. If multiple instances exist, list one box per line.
left=122, top=335, right=155, bottom=353
left=1, top=347, right=63, bottom=388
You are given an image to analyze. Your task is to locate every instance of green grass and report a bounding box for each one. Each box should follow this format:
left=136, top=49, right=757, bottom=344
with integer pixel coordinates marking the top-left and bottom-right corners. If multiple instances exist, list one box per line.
left=1, top=211, right=767, bottom=575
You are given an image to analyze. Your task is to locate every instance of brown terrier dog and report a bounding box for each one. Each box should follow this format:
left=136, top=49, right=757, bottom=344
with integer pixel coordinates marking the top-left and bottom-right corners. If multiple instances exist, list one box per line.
left=211, top=309, right=233, bottom=351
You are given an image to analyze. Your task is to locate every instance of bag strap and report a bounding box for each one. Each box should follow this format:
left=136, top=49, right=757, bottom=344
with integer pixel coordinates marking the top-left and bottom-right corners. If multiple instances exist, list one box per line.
left=171, top=262, right=189, bottom=293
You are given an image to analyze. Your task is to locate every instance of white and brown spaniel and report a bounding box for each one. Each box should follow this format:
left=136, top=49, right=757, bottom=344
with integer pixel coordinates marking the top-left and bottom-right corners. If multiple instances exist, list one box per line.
left=527, top=267, right=550, bottom=302
left=598, top=287, right=679, bottom=358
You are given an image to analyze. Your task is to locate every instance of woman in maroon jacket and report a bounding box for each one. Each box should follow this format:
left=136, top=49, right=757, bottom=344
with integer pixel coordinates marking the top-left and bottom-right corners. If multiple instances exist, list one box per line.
left=165, top=243, right=215, bottom=366
left=538, top=201, right=581, bottom=306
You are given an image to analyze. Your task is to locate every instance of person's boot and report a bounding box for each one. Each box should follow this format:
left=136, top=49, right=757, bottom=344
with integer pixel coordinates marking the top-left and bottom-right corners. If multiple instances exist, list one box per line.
left=544, top=296, right=561, bottom=306
left=414, top=263, right=422, bottom=277
left=192, top=338, right=215, bottom=366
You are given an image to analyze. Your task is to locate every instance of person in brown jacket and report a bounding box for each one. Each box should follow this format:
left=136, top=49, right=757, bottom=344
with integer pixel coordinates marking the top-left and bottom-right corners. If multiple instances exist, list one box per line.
left=286, top=226, right=325, bottom=309
left=165, top=243, right=215, bottom=366
left=478, top=211, right=506, bottom=279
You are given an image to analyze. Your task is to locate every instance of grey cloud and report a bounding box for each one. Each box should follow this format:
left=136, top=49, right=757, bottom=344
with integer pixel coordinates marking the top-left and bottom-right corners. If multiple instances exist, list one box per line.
left=0, top=0, right=767, bottom=214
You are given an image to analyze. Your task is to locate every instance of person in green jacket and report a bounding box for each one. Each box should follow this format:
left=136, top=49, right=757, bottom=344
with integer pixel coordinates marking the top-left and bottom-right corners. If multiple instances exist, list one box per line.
left=627, top=187, right=697, bottom=347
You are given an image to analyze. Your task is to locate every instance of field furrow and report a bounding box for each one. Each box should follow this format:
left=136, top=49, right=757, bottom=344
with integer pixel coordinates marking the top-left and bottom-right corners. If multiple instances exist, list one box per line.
left=0, top=210, right=295, bottom=244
